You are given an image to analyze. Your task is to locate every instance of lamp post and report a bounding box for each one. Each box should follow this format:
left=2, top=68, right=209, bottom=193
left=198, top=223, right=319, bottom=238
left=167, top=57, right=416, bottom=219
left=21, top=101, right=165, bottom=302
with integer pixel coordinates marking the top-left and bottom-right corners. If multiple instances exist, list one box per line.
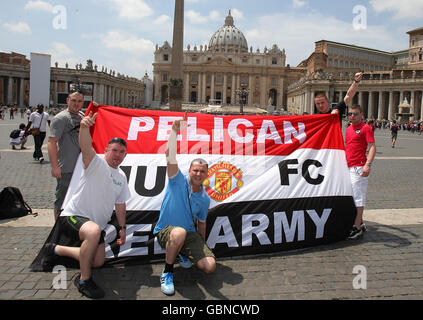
left=236, top=87, right=250, bottom=115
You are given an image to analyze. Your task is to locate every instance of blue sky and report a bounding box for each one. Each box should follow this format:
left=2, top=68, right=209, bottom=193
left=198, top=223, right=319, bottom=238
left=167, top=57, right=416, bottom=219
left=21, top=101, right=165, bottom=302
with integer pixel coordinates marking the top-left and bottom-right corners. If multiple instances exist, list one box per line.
left=1, top=0, right=422, bottom=79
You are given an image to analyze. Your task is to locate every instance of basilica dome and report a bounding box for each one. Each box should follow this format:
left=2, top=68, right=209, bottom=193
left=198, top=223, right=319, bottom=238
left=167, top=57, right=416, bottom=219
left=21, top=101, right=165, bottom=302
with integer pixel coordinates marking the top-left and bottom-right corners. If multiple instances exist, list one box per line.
left=208, top=10, right=248, bottom=52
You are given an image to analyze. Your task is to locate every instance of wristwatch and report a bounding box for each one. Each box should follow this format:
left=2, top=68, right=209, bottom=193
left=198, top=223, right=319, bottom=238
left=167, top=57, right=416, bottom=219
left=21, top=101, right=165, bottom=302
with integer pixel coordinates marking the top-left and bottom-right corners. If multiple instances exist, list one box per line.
left=117, top=225, right=126, bottom=231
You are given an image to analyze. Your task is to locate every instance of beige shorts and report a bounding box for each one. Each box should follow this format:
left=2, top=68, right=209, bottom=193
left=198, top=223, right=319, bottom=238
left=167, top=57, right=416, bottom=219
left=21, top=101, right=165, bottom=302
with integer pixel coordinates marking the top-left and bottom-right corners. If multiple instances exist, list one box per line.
left=156, top=225, right=215, bottom=264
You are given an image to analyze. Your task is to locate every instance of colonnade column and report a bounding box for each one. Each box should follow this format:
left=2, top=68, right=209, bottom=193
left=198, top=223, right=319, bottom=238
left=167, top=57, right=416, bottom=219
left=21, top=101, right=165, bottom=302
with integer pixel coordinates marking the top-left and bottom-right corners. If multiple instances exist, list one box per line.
left=388, top=91, right=394, bottom=121
left=368, top=91, right=374, bottom=119
left=377, top=91, right=383, bottom=120
left=20, top=78, right=26, bottom=107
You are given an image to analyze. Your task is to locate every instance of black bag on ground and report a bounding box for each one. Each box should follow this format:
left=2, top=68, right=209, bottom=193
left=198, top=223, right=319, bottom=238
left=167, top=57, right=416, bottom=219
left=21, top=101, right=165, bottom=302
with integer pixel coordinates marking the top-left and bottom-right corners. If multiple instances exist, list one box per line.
left=0, top=186, right=33, bottom=219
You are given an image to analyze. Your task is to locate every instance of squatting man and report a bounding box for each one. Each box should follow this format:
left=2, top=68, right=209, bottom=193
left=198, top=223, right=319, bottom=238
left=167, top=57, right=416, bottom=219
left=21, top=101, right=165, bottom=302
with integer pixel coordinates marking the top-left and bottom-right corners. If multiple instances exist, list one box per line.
left=153, top=113, right=216, bottom=296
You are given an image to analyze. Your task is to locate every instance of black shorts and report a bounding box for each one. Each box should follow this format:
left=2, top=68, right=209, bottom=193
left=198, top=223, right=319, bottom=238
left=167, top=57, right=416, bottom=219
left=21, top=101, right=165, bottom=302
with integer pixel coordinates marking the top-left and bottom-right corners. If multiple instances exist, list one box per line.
left=58, top=216, right=105, bottom=245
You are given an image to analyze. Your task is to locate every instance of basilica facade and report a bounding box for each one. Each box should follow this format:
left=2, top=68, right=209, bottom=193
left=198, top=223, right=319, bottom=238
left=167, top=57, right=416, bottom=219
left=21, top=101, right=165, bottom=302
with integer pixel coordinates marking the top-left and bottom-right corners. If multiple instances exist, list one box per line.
left=153, top=11, right=305, bottom=110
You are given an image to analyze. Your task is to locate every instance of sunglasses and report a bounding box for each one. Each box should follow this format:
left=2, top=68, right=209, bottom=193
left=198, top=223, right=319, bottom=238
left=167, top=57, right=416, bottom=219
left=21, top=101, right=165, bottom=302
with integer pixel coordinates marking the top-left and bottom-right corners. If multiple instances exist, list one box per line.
left=108, top=137, right=127, bottom=147
left=348, top=112, right=360, bottom=116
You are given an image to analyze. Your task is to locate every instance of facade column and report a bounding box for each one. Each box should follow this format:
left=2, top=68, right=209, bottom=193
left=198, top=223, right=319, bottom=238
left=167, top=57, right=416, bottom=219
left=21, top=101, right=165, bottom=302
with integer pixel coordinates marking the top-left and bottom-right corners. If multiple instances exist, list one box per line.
left=236, top=74, right=241, bottom=104
left=311, top=90, right=316, bottom=114
left=399, top=91, right=404, bottom=105
left=338, top=91, right=343, bottom=103
left=248, top=75, right=254, bottom=106
left=185, top=72, right=190, bottom=103
left=368, top=91, right=374, bottom=119
left=410, top=90, right=416, bottom=120
left=231, top=74, right=236, bottom=105
left=7, top=77, right=13, bottom=104
left=210, top=73, right=215, bottom=103
left=304, top=90, right=310, bottom=115
left=377, top=91, right=383, bottom=120
left=388, top=91, right=394, bottom=121
left=202, top=73, right=207, bottom=104
left=197, top=72, right=202, bottom=104
left=222, top=73, right=227, bottom=105
left=260, top=76, right=266, bottom=106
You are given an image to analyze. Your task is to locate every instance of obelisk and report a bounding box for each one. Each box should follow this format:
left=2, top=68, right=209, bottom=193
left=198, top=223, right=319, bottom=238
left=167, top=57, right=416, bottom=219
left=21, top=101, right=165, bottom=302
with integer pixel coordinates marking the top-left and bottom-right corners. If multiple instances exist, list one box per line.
left=169, top=0, right=184, bottom=111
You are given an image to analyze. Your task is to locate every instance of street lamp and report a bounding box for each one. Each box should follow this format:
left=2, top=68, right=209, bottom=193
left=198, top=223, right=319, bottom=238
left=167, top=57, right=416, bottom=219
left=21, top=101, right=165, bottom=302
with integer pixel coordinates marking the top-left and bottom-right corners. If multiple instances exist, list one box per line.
left=236, top=87, right=250, bottom=115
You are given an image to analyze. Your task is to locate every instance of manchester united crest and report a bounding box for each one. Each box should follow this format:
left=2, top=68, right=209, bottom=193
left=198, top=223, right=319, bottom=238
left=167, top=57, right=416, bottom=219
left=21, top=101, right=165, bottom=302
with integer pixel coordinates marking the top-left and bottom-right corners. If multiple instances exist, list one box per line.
left=203, top=162, right=244, bottom=202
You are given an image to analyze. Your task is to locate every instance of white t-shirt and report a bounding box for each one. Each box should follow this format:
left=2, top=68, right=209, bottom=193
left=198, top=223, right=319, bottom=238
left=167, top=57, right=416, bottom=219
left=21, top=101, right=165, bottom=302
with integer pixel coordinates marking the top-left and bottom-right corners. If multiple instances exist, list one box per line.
left=29, top=111, right=50, bottom=132
left=61, top=155, right=130, bottom=230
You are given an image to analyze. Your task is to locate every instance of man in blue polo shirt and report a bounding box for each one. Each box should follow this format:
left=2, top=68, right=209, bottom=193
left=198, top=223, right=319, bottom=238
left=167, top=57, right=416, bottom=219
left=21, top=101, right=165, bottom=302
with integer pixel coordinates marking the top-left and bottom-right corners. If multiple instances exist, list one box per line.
left=154, top=114, right=216, bottom=296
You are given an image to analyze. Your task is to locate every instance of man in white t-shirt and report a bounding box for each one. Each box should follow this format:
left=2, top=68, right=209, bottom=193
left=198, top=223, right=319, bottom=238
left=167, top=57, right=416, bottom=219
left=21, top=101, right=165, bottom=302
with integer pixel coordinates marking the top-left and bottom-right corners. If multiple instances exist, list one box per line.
left=25, top=104, right=51, bottom=163
left=41, top=112, right=130, bottom=299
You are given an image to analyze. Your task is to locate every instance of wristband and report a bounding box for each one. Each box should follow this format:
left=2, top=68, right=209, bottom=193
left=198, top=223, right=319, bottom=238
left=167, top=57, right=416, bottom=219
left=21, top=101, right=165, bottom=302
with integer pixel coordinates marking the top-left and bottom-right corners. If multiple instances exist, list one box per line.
left=117, top=225, right=126, bottom=231
left=354, top=80, right=360, bottom=83
left=365, top=162, right=372, bottom=166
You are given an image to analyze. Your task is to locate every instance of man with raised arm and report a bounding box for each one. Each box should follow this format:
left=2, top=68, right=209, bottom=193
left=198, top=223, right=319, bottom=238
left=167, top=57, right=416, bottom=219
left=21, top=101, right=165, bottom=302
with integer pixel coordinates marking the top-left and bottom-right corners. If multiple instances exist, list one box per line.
left=314, top=72, right=363, bottom=123
left=41, top=112, right=130, bottom=299
left=154, top=114, right=216, bottom=296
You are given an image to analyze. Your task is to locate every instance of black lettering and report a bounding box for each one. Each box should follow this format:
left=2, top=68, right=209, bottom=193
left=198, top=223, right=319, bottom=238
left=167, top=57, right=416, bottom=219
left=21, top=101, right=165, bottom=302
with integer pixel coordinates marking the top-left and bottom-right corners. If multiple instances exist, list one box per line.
left=278, top=159, right=298, bottom=185
left=302, top=160, right=324, bottom=185
left=135, top=166, right=167, bottom=197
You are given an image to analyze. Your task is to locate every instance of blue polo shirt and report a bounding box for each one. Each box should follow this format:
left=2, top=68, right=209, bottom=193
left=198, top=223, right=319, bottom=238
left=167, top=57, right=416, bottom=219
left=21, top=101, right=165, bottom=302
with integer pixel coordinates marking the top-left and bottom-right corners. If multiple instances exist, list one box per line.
left=153, top=170, right=210, bottom=234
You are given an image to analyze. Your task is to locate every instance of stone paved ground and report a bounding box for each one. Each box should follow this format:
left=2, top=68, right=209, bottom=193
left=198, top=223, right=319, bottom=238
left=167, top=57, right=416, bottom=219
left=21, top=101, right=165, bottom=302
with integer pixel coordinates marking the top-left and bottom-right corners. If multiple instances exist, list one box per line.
left=1, top=115, right=423, bottom=304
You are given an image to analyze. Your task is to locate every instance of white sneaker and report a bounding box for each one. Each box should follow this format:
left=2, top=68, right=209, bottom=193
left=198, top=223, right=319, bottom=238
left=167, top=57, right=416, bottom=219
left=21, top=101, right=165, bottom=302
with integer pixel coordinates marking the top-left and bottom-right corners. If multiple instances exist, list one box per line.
left=178, top=254, right=192, bottom=269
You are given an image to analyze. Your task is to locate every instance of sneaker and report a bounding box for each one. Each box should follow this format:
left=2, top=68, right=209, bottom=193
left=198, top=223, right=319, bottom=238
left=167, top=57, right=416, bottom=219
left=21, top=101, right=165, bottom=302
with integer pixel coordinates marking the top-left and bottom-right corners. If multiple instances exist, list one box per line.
left=178, top=254, right=192, bottom=269
left=74, top=274, right=105, bottom=299
left=39, top=157, right=44, bottom=164
left=40, top=243, right=58, bottom=271
left=160, top=271, right=175, bottom=296
left=348, top=226, right=363, bottom=240
left=361, top=223, right=367, bottom=232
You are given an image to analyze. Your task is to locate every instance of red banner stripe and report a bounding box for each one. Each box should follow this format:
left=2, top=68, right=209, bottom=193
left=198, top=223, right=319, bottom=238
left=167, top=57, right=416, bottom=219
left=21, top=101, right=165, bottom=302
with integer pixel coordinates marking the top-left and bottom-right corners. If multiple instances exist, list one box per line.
left=86, top=105, right=345, bottom=156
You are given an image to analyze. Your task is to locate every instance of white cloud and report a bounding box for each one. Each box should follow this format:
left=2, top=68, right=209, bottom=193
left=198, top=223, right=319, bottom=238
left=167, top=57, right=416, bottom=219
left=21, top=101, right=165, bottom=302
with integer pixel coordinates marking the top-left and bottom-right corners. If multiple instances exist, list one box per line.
left=24, top=0, right=54, bottom=12
left=231, top=9, right=244, bottom=21
left=153, top=15, right=171, bottom=25
left=49, top=42, right=79, bottom=67
left=3, top=22, right=32, bottom=35
left=107, top=0, right=153, bottom=20
left=293, top=0, right=306, bottom=8
left=100, top=30, right=155, bottom=56
left=244, top=12, right=405, bottom=66
left=370, top=0, right=423, bottom=19
left=186, top=10, right=221, bottom=24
